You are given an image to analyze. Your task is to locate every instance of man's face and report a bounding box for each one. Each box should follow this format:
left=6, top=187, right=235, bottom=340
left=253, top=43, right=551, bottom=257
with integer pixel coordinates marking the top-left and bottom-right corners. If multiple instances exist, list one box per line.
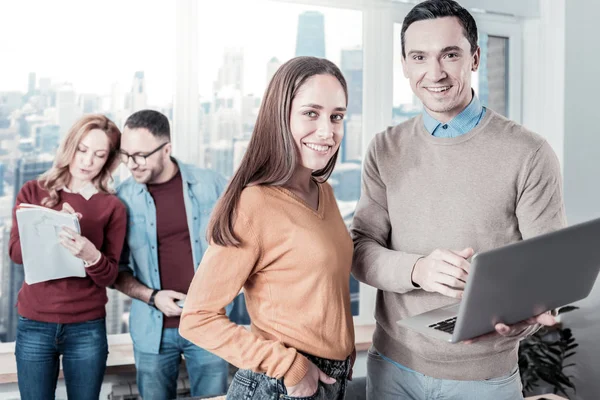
left=120, top=127, right=169, bottom=184
left=402, top=16, right=480, bottom=122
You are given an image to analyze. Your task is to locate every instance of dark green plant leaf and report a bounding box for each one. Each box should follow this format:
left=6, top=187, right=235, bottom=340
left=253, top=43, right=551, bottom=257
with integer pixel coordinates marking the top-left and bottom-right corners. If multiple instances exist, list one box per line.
left=558, top=306, right=579, bottom=314
left=519, top=322, right=578, bottom=397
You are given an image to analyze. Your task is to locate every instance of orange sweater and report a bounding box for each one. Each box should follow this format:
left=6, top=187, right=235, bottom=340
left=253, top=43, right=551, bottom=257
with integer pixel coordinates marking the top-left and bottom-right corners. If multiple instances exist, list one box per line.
left=180, top=182, right=355, bottom=386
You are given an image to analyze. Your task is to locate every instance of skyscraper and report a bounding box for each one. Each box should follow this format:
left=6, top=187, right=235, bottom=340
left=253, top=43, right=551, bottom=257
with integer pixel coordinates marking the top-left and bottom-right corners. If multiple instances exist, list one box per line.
left=38, top=78, right=51, bottom=95
left=0, top=91, right=24, bottom=112
left=340, top=48, right=363, bottom=162
left=204, top=140, right=234, bottom=178
left=232, top=138, right=250, bottom=173
left=35, top=124, right=61, bottom=153
left=211, top=85, right=243, bottom=144
left=130, top=71, right=148, bottom=113
left=214, top=48, right=244, bottom=93
left=0, top=224, right=11, bottom=342
left=241, top=94, right=259, bottom=133
left=79, top=93, right=101, bottom=114
left=209, top=49, right=245, bottom=146
left=27, top=72, right=36, bottom=95
left=343, top=115, right=363, bottom=162
left=3, top=156, right=53, bottom=341
left=56, top=84, right=81, bottom=138
left=266, top=57, right=281, bottom=87
left=340, top=48, right=363, bottom=116
left=295, top=11, right=325, bottom=58
left=0, top=163, right=4, bottom=196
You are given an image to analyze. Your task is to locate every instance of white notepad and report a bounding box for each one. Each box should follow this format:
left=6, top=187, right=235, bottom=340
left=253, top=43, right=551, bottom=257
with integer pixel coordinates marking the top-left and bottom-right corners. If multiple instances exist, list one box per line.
left=16, top=204, right=85, bottom=285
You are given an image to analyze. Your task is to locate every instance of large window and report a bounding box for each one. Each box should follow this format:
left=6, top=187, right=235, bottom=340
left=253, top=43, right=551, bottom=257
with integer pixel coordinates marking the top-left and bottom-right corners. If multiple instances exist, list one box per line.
left=0, top=0, right=363, bottom=341
left=0, top=0, right=524, bottom=344
left=0, top=0, right=176, bottom=341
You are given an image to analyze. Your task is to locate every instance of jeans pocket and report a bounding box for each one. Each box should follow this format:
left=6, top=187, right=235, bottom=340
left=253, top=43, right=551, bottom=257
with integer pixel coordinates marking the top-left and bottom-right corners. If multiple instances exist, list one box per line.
left=279, top=392, right=319, bottom=400
left=279, top=383, right=320, bottom=400
left=228, top=370, right=258, bottom=400
left=483, top=367, right=520, bottom=386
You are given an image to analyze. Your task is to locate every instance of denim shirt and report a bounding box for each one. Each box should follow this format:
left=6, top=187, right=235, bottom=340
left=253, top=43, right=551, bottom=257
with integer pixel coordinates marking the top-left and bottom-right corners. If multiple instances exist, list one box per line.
left=117, top=158, right=227, bottom=354
left=422, top=92, right=486, bottom=138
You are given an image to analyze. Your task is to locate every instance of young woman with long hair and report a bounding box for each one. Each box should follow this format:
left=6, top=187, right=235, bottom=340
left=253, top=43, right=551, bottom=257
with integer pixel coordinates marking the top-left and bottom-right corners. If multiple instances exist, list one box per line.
left=180, top=57, right=355, bottom=399
left=9, top=114, right=127, bottom=400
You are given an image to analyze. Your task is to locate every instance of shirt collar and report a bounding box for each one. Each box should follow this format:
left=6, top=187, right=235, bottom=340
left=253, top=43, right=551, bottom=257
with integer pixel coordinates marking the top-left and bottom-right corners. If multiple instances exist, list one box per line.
left=61, top=182, right=99, bottom=200
left=422, top=90, right=484, bottom=135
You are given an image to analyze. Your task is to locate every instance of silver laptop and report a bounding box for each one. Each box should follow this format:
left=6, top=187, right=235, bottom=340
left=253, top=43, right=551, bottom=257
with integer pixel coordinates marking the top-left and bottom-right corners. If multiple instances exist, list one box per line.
left=397, top=217, right=600, bottom=343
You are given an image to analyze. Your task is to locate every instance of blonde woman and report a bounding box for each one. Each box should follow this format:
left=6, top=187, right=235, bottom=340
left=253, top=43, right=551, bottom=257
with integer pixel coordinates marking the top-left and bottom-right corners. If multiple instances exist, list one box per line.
left=8, top=114, right=126, bottom=400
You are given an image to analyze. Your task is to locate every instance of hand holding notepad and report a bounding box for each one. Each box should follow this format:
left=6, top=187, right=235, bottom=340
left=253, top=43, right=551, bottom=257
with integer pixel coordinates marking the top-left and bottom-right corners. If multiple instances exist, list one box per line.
left=16, top=203, right=85, bottom=285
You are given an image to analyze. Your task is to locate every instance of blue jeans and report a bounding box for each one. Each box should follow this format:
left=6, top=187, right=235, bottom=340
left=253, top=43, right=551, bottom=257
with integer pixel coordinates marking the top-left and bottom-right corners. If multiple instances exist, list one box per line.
left=15, top=315, right=108, bottom=400
left=366, top=347, right=523, bottom=400
left=134, top=327, right=228, bottom=400
left=227, top=352, right=350, bottom=400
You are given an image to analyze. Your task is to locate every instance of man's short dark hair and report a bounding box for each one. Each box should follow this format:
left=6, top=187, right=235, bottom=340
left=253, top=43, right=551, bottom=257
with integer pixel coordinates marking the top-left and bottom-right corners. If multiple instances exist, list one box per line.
left=401, top=0, right=478, bottom=58
left=124, top=109, right=170, bottom=140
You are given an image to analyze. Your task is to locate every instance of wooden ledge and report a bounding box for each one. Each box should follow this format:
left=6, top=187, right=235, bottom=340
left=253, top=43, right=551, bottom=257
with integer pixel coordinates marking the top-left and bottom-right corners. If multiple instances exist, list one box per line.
left=0, top=325, right=376, bottom=385
left=0, top=334, right=135, bottom=384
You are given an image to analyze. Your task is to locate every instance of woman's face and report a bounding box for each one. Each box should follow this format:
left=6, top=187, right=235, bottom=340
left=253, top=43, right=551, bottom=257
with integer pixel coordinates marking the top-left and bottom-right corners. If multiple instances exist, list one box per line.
left=68, top=128, right=110, bottom=184
left=289, top=74, right=347, bottom=171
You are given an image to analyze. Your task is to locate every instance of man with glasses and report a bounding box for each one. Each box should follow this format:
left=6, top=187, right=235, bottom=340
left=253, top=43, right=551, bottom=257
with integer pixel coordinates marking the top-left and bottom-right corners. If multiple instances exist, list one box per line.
left=114, top=109, right=230, bottom=399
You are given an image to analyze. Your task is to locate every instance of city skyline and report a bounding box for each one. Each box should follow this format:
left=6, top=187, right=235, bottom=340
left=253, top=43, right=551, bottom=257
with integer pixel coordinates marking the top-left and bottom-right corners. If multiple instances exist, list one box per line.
left=0, top=2, right=504, bottom=342
left=0, top=5, right=365, bottom=341
left=1, top=0, right=363, bottom=105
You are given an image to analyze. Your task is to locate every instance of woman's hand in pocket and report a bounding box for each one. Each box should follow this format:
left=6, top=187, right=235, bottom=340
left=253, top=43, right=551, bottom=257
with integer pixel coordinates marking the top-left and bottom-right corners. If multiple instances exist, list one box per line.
left=286, top=361, right=335, bottom=397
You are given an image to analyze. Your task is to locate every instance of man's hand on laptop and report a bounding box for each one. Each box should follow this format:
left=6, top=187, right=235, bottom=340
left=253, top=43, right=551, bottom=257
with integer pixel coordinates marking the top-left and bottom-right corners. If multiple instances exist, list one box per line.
left=155, top=290, right=187, bottom=317
left=462, top=311, right=556, bottom=344
left=411, top=248, right=474, bottom=298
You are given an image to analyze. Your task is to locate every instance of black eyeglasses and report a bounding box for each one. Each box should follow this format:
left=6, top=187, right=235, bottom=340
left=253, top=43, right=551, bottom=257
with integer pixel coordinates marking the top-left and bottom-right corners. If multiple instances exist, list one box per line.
left=119, top=142, right=169, bottom=166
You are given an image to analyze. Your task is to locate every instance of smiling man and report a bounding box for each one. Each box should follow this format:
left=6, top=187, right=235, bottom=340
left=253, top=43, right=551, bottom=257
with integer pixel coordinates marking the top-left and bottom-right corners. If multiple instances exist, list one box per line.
left=351, top=1, right=566, bottom=399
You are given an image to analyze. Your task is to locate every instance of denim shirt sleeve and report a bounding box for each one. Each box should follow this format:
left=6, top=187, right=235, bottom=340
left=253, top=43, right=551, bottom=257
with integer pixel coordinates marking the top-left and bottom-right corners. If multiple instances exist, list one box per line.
left=115, top=162, right=231, bottom=354
left=118, top=237, right=134, bottom=275
left=116, top=184, right=135, bottom=276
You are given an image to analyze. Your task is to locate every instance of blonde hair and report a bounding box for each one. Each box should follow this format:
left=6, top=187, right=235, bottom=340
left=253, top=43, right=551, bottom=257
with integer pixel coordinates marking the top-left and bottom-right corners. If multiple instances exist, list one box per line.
left=38, top=114, right=121, bottom=208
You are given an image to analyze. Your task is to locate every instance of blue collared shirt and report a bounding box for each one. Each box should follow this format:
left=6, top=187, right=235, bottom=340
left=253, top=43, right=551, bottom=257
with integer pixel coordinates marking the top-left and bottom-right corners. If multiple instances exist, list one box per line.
left=423, top=93, right=486, bottom=138
left=117, top=158, right=228, bottom=354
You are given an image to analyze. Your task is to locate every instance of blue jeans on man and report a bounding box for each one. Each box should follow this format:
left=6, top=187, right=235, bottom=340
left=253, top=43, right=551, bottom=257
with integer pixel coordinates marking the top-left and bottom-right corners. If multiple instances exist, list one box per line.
left=366, top=347, right=523, bottom=400
left=15, top=315, right=108, bottom=400
left=134, top=327, right=228, bottom=399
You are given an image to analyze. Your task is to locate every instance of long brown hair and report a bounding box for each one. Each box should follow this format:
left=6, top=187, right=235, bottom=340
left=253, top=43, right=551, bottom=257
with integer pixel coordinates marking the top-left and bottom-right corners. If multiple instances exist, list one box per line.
left=209, top=56, right=348, bottom=247
left=38, top=114, right=121, bottom=208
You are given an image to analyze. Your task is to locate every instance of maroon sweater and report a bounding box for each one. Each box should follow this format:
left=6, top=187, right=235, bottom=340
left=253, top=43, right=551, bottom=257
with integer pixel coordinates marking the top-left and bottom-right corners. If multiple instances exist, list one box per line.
left=147, top=171, right=195, bottom=329
left=9, top=180, right=127, bottom=323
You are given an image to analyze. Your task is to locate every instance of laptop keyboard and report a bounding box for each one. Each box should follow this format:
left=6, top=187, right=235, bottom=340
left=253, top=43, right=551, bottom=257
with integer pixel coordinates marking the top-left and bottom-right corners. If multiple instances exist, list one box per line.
left=429, top=317, right=457, bottom=334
